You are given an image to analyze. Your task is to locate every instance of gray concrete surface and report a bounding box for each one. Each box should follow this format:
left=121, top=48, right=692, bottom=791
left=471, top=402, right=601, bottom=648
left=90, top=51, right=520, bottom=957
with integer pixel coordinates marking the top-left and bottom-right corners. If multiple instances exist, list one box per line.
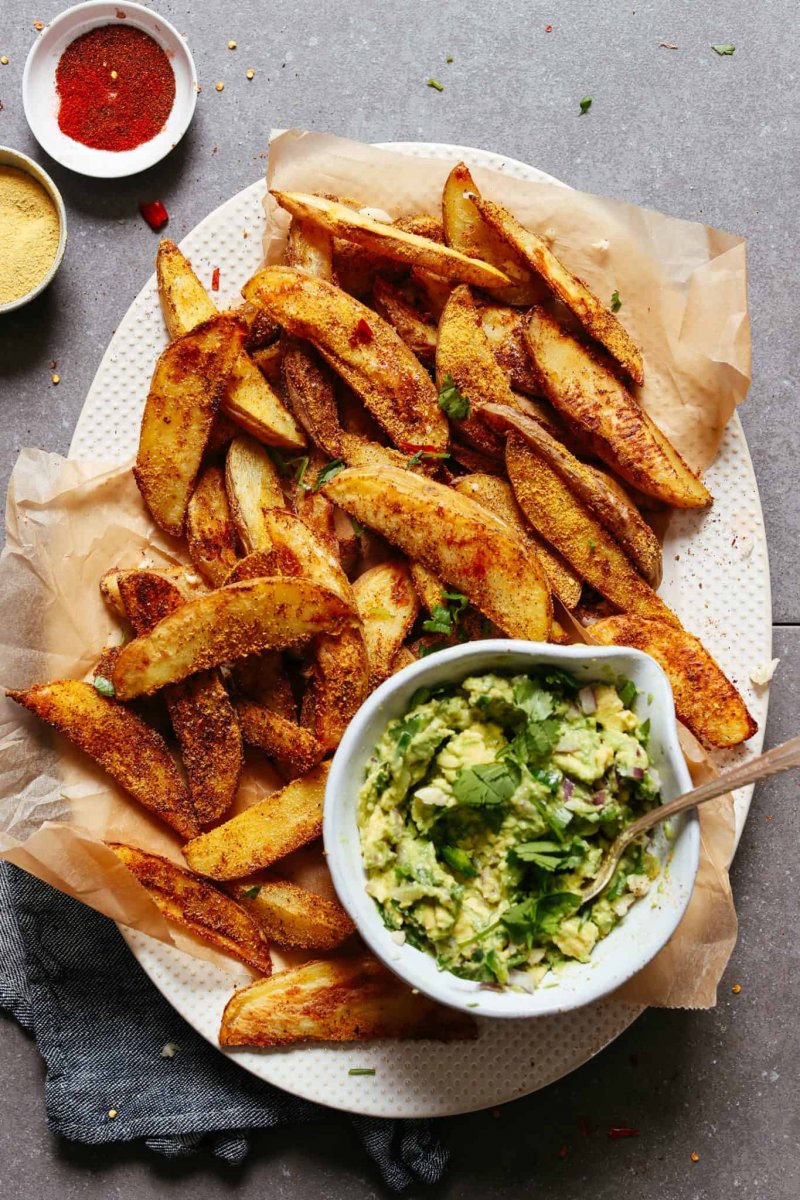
left=0, top=1, right=798, bottom=1196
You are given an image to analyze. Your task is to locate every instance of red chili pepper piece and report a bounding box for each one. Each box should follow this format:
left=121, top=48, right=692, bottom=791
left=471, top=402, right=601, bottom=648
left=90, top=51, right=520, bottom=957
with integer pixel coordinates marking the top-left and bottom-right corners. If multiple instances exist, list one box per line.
left=578, top=1117, right=591, bottom=1138
left=211, top=267, right=221, bottom=291
left=139, top=200, right=168, bottom=231
left=349, top=317, right=373, bottom=346
left=545, top=24, right=553, bottom=32
left=608, top=1127, right=640, bottom=1139
left=557, top=1144, right=568, bottom=1159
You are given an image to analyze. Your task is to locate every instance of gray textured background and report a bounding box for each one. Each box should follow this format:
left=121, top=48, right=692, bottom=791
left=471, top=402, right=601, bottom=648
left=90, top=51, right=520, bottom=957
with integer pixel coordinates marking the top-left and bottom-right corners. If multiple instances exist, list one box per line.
left=0, top=1, right=798, bottom=1197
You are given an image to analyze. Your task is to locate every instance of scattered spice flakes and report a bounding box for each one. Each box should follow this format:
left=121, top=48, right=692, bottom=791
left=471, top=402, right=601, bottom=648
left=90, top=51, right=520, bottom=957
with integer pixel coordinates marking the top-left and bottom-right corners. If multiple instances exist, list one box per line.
left=227, top=40, right=237, bottom=50
left=711, top=43, right=735, bottom=56
left=139, top=199, right=169, bottom=230
left=608, top=1126, right=640, bottom=1139
left=33, top=20, right=44, bottom=31
left=557, top=1144, right=568, bottom=1159
left=427, top=77, right=444, bottom=91
left=215, top=80, right=225, bottom=92
left=691, top=1151, right=700, bottom=1163
left=731, top=982, right=742, bottom=994
left=579, top=95, right=592, bottom=115
left=51, top=372, right=60, bottom=385
left=660, top=42, right=679, bottom=49
left=545, top=24, right=552, bottom=32
left=246, top=68, right=255, bottom=79
left=211, top=266, right=220, bottom=291
left=349, top=316, right=373, bottom=346
left=1, top=56, right=9, bottom=66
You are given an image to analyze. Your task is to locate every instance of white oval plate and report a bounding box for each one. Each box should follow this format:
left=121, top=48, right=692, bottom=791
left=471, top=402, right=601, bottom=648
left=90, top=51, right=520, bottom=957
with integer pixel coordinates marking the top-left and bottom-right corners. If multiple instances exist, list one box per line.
left=69, top=143, right=771, bottom=1117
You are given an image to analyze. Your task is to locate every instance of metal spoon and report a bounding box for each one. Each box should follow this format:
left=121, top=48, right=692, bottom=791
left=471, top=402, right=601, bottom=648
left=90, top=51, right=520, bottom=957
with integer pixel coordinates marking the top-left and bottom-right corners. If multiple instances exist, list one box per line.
left=580, top=734, right=800, bottom=906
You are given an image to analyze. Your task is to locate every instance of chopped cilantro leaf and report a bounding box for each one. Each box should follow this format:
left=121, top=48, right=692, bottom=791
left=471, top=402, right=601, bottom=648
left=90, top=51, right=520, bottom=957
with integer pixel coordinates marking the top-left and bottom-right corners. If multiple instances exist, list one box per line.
left=93, top=676, right=115, bottom=698
left=579, top=96, right=592, bottom=115
left=348, top=1067, right=376, bottom=1076
left=438, top=373, right=470, bottom=420
left=452, top=761, right=520, bottom=808
left=610, top=289, right=621, bottom=313
left=536, top=892, right=582, bottom=934
left=312, top=458, right=346, bottom=491
left=422, top=604, right=455, bottom=636
left=427, top=78, right=444, bottom=91
left=408, top=686, right=431, bottom=709
left=404, top=449, right=450, bottom=468
left=513, top=677, right=555, bottom=722
left=293, top=455, right=310, bottom=489
left=711, top=43, right=735, bottom=55
left=242, top=885, right=262, bottom=899
left=618, top=679, right=638, bottom=709
left=505, top=718, right=560, bottom=764
left=440, top=845, right=477, bottom=877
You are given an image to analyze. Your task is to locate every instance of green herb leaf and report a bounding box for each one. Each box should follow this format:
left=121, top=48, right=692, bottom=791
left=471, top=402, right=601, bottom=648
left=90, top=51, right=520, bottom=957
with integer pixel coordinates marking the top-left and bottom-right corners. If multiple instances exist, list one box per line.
left=348, top=1067, right=376, bottom=1076
left=536, top=891, right=582, bottom=935
left=610, top=289, right=621, bottom=313
left=242, top=885, right=262, bottom=899
left=404, top=449, right=451, bottom=469
left=505, top=718, right=560, bottom=764
left=408, top=686, right=432, bottom=709
left=501, top=897, right=539, bottom=946
left=92, top=676, right=115, bottom=698
left=534, top=665, right=581, bottom=694
left=438, top=373, right=470, bottom=420
left=312, top=458, right=346, bottom=491
left=618, top=679, right=637, bottom=709
left=440, top=845, right=478, bottom=877
left=266, top=447, right=290, bottom=475
left=510, top=840, right=568, bottom=871
left=452, top=761, right=520, bottom=808
left=513, top=678, right=555, bottom=722
left=711, top=43, right=735, bottom=55
left=293, top=455, right=310, bottom=489
left=427, top=78, right=444, bottom=91
left=418, top=640, right=444, bottom=658
left=579, top=96, right=592, bottom=115
left=422, top=604, right=455, bottom=636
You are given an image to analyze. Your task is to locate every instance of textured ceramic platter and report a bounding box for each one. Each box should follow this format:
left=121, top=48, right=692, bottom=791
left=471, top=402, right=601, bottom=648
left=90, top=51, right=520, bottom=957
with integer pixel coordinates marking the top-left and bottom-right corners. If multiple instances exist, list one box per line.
left=69, top=144, right=771, bottom=1118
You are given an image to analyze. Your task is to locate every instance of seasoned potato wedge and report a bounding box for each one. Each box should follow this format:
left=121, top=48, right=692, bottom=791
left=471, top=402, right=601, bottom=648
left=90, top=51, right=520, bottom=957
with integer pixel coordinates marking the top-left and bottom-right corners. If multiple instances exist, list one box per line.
left=353, top=560, right=420, bottom=689
left=449, top=441, right=503, bottom=476
left=264, top=508, right=352, bottom=602
left=112, top=578, right=355, bottom=700
left=242, top=267, right=448, bottom=453
left=478, top=303, right=540, bottom=394
left=473, top=194, right=645, bottom=385
left=392, top=645, right=417, bottom=673
left=7, top=680, right=198, bottom=838
left=524, top=308, right=711, bottom=508
left=505, top=433, right=677, bottom=625
left=100, top=565, right=199, bottom=619
left=250, top=340, right=283, bottom=385
left=184, top=763, right=328, bottom=880
left=219, top=955, right=477, bottom=1046
left=409, top=560, right=446, bottom=615
left=156, top=239, right=218, bottom=339
left=229, top=877, right=355, bottom=951
left=590, top=616, right=757, bottom=748
left=372, top=277, right=437, bottom=367
left=272, top=191, right=511, bottom=288
left=134, top=314, right=246, bottom=537
left=109, top=843, right=272, bottom=974
left=231, top=650, right=296, bottom=719
left=225, top=434, right=285, bottom=553
left=234, top=700, right=325, bottom=774
left=282, top=336, right=343, bottom=457
left=324, top=465, right=552, bottom=640
left=394, top=213, right=445, bottom=242
left=485, top=403, right=663, bottom=587
left=186, top=465, right=239, bottom=587
left=285, top=217, right=336, bottom=281
left=442, top=162, right=543, bottom=305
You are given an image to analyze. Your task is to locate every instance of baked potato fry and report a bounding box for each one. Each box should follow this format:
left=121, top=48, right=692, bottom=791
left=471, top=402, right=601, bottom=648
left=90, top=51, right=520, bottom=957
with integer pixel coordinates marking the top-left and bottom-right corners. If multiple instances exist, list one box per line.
left=285, top=217, right=336, bottom=281
left=109, top=843, right=272, bottom=974
left=272, top=190, right=511, bottom=288
left=590, top=616, right=757, bottom=748
left=184, top=763, right=328, bottom=880
left=219, top=955, right=477, bottom=1047
left=186, top=465, right=240, bottom=587
left=7, top=680, right=199, bottom=838
left=281, top=336, right=343, bottom=457
left=234, top=700, right=325, bottom=774
left=353, top=560, right=420, bottom=689
left=409, top=560, right=446, bottom=615
left=229, top=877, right=355, bottom=951
left=473, top=194, right=645, bottom=385
left=250, top=340, right=283, bottom=385
left=524, top=308, right=711, bottom=508
left=225, top=434, right=285, bottom=553
left=323, top=465, right=552, bottom=640
left=134, top=313, right=246, bottom=537
left=156, top=239, right=218, bottom=339
left=478, top=303, right=540, bottom=395
left=112, top=577, right=355, bottom=700
left=372, top=277, right=438, bottom=367
left=505, top=432, right=677, bottom=626
left=242, top=267, right=448, bottom=453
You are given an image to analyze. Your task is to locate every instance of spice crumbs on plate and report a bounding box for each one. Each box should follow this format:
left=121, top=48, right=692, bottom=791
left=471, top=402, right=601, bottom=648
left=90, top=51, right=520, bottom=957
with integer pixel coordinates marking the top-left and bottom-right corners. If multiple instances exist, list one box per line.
left=246, top=68, right=255, bottom=79
left=51, top=373, right=60, bottom=385
left=691, top=1151, right=700, bottom=1162
left=215, top=80, right=225, bottom=92
left=731, top=982, right=742, bottom=994
left=227, top=40, right=237, bottom=49
left=1, top=57, right=9, bottom=66
left=33, top=20, right=44, bottom=31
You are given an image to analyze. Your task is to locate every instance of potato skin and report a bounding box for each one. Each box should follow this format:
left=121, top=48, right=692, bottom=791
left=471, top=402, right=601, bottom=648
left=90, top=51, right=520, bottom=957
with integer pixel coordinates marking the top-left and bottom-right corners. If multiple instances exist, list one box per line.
left=187, top=465, right=239, bottom=587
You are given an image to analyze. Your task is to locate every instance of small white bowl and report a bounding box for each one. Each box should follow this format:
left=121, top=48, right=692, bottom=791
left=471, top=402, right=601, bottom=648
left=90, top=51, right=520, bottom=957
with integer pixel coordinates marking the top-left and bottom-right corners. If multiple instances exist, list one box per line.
left=325, top=640, right=698, bottom=1020
left=22, top=2, right=197, bottom=178
left=0, top=147, right=67, bottom=315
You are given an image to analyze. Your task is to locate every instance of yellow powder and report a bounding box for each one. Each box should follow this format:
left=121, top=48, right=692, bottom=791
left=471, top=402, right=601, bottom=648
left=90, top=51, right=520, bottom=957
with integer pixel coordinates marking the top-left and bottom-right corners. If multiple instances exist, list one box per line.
left=0, top=166, right=61, bottom=305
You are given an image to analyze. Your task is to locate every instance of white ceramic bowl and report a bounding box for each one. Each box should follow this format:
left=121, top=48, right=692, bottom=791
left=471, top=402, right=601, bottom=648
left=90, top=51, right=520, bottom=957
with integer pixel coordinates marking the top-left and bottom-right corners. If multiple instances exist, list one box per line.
left=0, top=147, right=68, bottom=314
left=325, top=640, right=698, bottom=1019
left=22, top=2, right=197, bottom=178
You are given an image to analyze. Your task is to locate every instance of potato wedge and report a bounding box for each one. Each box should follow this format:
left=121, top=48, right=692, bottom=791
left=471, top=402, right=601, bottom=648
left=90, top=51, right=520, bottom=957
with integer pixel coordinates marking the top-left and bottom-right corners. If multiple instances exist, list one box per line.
left=442, top=162, right=543, bottom=305
left=219, top=955, right=477, bottom=1046
left=392, top=645, right=417, bottom=673
left=250, top=340, right=283, bottom=385
left=186, top=465, right=239, bottom=587
left=243, top=267, right=448, bottom=453
left=285, top=217, right=336, bottom=281
left=353, top=560, right=420, bottom=689
left=295, top=452, right=340, bottom=556
left=134, top=314, right=246, bottom=537
left=524, top=308, right=711, bottom=508
left=8, top=680, right=199, bottom=838
left=281, top=336, right=343, bottom=457
left=590, top=616, right=756, bottom=748
left=100, top=565, right=199, bottom=619
left=372, top=277, right=437, bottom=367
left=453, top=473, right=583, bottom=610
left=394, top=213, right=445, bottom=242
left=231, top=650, right=296, bottom=719
left=409, top=560, right=446, bottom=615
left=473, top=194, right=645, bottom=385
left=272, top=191, right=511, bottom=288
left=229, top=877, right=355, bottom=951
left=112, top=577, right=355, bottom=700
left=234, top=700, right=325, bottom=774
left=484, top=403, right=663, bottom=587
left=109, top=843, right=272, bottom=974
left=225, top=434, right=285, bottom=553
left=184, top=763, right=328, bottom=880
left=324, top=465, right=552, bottom=640
left=478, top=303, right=540, bottom=394
left=505, top=432, right=677, bottom=625
left=156, top=239, right=218, bottom=339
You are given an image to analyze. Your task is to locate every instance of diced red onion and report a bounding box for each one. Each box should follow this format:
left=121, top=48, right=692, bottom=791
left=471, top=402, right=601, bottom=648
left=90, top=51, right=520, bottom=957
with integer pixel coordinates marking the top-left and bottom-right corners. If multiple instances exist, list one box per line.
left=578, top=686, right=597, bottom=715
left=591, top=790, right=607, bottom=807
left=562, top=778, right=574, bottom=802
left=508, top=969, right=536, bottom=993
left=631, top=766, right=644, bottom=780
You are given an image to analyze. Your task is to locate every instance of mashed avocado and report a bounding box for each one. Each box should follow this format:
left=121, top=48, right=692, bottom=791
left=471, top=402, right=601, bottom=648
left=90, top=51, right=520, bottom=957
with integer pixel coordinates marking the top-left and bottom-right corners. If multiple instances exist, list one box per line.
left=357, top=667, right=662, bottom=988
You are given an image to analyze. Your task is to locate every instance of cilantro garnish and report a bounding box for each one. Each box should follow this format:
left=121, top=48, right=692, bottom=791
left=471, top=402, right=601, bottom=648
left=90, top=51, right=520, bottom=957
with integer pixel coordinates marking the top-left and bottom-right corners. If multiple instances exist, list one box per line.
left=427, top=78, right=444, bottom=91
left=242, top=885, right=262, bottom=899
left=404, top=449, right=450, bottom=469
left=440, top=845, right=477, bottom=877
left=421, top=590, right=468, bottom=637
left=610, top=289, right=621, bottom=313
left=93, top=676, right=115, bottom=698
left=312, top=458, right=345, bottom=491
left=348, top=1067, right=376, bottom=1076
left=711, top=43, right=735, bottom=55
left=452, top=761, right=520, bottom=808
left=438, top=373, right=470, bottom=420
left=618, top=679, right=638, bottom=709
left=579, top=96, right=592, bottom=115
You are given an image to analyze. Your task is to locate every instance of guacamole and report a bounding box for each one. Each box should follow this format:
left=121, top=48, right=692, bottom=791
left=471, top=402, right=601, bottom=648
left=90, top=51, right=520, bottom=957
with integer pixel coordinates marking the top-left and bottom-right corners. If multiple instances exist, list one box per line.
left=357, top=668, right=662, bottom=988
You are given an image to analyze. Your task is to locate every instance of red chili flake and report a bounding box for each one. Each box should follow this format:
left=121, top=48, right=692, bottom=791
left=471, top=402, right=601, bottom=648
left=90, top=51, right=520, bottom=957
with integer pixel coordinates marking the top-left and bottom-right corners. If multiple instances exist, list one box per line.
left=609, top=1127, right=640, bottom=1140
left=139, top=200, right=168, bottom=230
left=211, top=266, right=221, bottom=291
left=557, top=1144, right=568, bottom=1159
left=545, top=25, right=553, bottom=32
left=349, top=317, right=373, bottom=346
left=578, top=1117, right=591, bottom=1138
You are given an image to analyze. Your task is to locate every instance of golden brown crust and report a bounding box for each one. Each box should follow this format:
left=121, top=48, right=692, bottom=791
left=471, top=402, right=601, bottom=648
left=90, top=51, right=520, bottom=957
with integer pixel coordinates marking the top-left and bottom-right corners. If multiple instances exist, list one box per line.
left=353, top=560, right=420, bottom=690
left=156, top=239, right=218, bottom=339
left=477, top=303, right=541, bottom=395
left=187, top=465, right=240, bottom=587
left=281, top=335, right=343, bottom=457
left=229, top=877, right=355, bottom=951
left=234, top=700, right=325, bottom=773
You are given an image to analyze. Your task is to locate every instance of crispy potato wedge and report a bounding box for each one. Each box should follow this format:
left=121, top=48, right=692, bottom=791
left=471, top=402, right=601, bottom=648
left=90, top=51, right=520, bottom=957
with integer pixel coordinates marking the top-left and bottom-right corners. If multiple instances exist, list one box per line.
left=156, top=239, right=218, bottom=339
left=409, top=560, right=445, bottom=615
left=8, top=680, right=199, bottom=838
left=222, top=352, right=306, bottom=450
left=340, top=433, right=411, bottom=472
left=229, top=877, right=355, bottom=951
left=394, top=213, right=445, bottom=242
left=473, top=195, right=645, bottom=385
left=109, top=843, right=271, bottom=974
left=184, top=763, right=328, bottom=880
left=505, top=433, right=677, bottom=626
left=442, top=162, right=543, bottom=305
left=372, top=277, right=437, bottom=367
left=324, top=465, right=552, bottom=640
left=285, top=217, right=336, bottom=281
left=112, top=577, right=355, bottom=700
left=484, top=403, right=663, bottom=586
left=282, top=336, right=343, bottom=457
left=353, top=560, right=420, bottom=689
left=134, top=314, right=246, bottom=537
left=478, top=303, right=540, bottom=394
left=250, top=340, right=283, bottom=385
left=272, top=191, right=511, bottom=288
left=590, top=616, right=757, bottom=748
left=234, top=700, right=325, bottom=773
left=225, top=434, right=285, bottom=553
left=243, top=267, right=448, bottom=453
left=453, top=473, right=583, bottom=610
left=219, top=955, right=477, bottom=1047
left=100, top=565, right=199, bottom=619
left=186, top=465, right=240, bottom=587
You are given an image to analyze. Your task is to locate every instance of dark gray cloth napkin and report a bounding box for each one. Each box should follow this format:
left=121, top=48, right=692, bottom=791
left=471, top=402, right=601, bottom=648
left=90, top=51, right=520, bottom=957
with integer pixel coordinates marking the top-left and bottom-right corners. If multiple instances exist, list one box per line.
left=0, top=861, right=448, bottom=1190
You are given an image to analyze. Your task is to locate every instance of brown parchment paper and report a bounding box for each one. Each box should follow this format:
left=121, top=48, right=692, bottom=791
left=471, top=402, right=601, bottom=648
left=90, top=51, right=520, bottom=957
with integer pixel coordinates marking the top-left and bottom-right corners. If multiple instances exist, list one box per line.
left=0, top=131, right=752, bottom=1008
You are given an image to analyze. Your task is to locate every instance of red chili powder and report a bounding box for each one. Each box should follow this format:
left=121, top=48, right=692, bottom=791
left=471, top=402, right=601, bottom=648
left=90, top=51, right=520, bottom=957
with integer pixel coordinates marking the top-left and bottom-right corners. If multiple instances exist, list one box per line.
left=56, top=25, right=176, bottom=152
